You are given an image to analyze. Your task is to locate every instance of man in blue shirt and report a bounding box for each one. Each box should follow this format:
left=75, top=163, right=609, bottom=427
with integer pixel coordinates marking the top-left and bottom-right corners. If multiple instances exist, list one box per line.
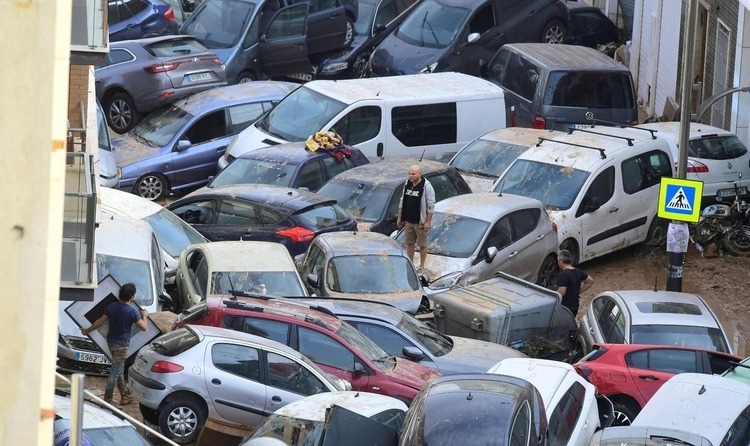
left=81, top=283, right=148, bottom=406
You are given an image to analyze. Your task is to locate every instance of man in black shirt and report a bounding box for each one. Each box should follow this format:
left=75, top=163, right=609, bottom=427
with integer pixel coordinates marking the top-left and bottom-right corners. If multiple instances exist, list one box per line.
left=556, top=249, right=594, bottom=318
left=397, top=165, right=435, bottom=274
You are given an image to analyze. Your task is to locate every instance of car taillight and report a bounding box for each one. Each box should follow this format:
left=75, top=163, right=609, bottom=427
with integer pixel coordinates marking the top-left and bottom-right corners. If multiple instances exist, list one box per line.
left=276, top=226, right=316, bottom=243
left=575, top=365, right=593, bottom=381
left=686, top=159, right=709, bottom=173
left=144, top=62, right=182, bottom=74
left=151, top=360, right=184, bottom=373
left=208, top=57, right=222, bottom=65
left=552, top=222, right=558, bottom=233
left=532, top=114, right=546, bottom=129
left=164, top=6, right=175, bottom=22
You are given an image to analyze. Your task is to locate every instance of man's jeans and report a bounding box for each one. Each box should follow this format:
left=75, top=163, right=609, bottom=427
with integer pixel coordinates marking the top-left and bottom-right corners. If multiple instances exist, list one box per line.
left=104, top=344, right=129, bottom=401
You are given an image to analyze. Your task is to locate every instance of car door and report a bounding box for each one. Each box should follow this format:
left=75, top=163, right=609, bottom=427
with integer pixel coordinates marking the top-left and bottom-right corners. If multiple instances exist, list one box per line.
left=296, top=326, right=371, bottom=392
left=546, top=381, right=590, bottom=446
left=171, top=109, right=232, bottom=189
left=210, top=199, right=267, bottom=241
left=265, top=350, right=331, bottom=413
left=492, top=50, right=538, bottom=128
left=594, top=298, right=626, bottom=345
left=176, top=246, right=210, bottom=308
left=467, top=215, right=519, bottom=283
left=287, top=0, right=347, bottom=54
left=299, top=241, right=327, bottom=295
left=508, top=208, right=549, bottom=281
left=204, top=341, right=268, bottom=427
left=624, top=348, right=700, bottom=404
left=450, top=2, right=504, bottom=77
left=574, top=166, right=619, bottom=262
left=169, top=199, right=217, bottom=239
left=294, top=159, right=326, bottom=191
left=260, top=3, right=314, bottom=77
left=347, top=320, right=437, bottom=370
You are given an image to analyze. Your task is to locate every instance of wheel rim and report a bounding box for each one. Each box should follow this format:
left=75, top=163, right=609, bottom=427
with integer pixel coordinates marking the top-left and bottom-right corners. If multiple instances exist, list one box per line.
left=545, top=26, right=564, bottom=44
left=538, top=257, right=558, bottom=289
left=613, top=409, right=633, bottom=426
left=166, top=405, right=199, bottom=439
left=727, top=227, right=750, bottom=252
left=110, top=99, right=132, bottom=131
left=238, top=76, right=253, bottom=84
left=345, top=20, right=354, bottom=46
left=137, top=175, right=164, bottom=201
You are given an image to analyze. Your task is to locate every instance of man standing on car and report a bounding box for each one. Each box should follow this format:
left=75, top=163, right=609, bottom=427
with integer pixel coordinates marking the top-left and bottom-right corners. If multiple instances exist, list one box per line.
left=397, top=164, right=435, bottom=275
left=556, top=250, right=594, bottom=318
left=81, top=283, right=148, bottom=407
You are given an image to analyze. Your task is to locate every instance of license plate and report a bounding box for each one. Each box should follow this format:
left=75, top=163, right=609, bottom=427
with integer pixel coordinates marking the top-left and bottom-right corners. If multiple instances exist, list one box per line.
left=286, top=72, right=313, bottom=82
left=75, top=352, right=111, bottom=365
left=188, top=72, right=213, bottom=82
left=571, top=124, right=593, bottom=129
left=717, top=186, right=748, bottom=198
left=133, top=357, right=147, bottom=374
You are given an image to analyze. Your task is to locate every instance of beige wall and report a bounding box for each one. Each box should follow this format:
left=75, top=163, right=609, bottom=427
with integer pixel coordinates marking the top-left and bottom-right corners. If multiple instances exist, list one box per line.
left=0, top=1, right=72, bottom=444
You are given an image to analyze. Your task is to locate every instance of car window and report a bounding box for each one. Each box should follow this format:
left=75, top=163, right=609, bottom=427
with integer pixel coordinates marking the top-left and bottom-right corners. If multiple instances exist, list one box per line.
left=331, top=106, right=382, bottom=146
left=721, top=405, right=750, bottom=446
left=373, top=0, right=415, bottom=30
left=450, top=139, right=530, bottom=178
left=592, top=296, right=607, bottom=318
left=578, top=166, right=614, bottom=217
left=630, top=325, right=729, bottom=353
left=96, top=253, right=155, bottom=307
left=216, top=200, right=262, bottom=225
left=487, top=48, right=511, bottom=88
left=351, top=322, right=418, bottom=360
left=707, top=352, right=737, bottom=374
left=427, top=173, right=459, bottom=202
left=287, top=0, right=336, bottom=13
left=294, top=203, right=351, bottom=229
left=322, top=154, right=358, bottom=179
left=510, top=400, right=532, bottom=446
left=395, top=0, right=471, bottom=49
left=626, top=349, right=698, bottom=373
left=228, top=103, right=267, bottom=134
left=146, top=38, right=210, bottom=57
left=689, top=135, right=748, bottom=160
left=597, top=300, right=619, bottom=341
left=483, top=217, right=513, bottom=253
left=211, top=343, right=261, bottom=381
left=242, top=10, right=261, bottom=49
left=327, top=255, right=420, bottom=293
left=509, top=208, right=540, bottom=240
left=298, top=326, right=356, bottom=372
left=502, top=52, right=539, bottom=102
left=467, top=3, right=496, bottom=36
left=171, top=200, right=215, bottom=225
left=184, top=110, right=228, bottom=144
left=108, top=0, right=149, bottom=25
left=224, top=316, right=291, bottom=345
left=105, top=48, right=135, bottom=65
left=182, top=0, right=254, bottom=48
left=267, top=352, right=329, bottom=395
left=258, top=206, right=285, bottom=225
left=297, top=161, right=325, bottom=191
left=210, top=157, right=297, bottom=188
left=408, top=212, right=489, bottom=258
left=267, top=4, right=307, bottom=40
left=570, top=10, right=613, bottom=35
left=545, top=72, right=633, bottom=109
left=608, top=307, right=625, bottom=344
left=547, top=382, right=586, bottom=446
left=392, top=103, right=457, bottom=147
left=370, top=409, right=407, bottom=431
left=622, top=150, right=673, bottom=194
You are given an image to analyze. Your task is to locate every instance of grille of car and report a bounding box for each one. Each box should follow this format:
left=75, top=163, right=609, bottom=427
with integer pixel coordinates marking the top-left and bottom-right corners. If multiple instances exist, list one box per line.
left=65, top=336, right=100, bottom=352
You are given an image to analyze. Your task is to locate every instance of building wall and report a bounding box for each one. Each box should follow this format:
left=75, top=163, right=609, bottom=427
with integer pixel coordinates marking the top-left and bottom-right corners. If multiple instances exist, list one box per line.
left=699, top=0, right=739, bottom=129
left=68, top=65, right=91, bottom=132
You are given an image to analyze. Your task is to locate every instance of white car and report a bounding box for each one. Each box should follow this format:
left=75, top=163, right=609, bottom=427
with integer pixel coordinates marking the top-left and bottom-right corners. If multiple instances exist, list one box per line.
left=488, top=358, right=613, bottom=446
left=53, top=393, right=151, bottom=445
left=637, top=122, right=750, bottom=205
left=395, top=192, right=559, bottom=294
left=175, top=241, right=308, bottom=311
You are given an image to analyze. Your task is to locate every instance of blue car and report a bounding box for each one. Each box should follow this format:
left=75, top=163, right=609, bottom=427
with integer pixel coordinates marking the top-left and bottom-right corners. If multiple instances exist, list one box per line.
left=112, top=81, right=298, bottom=201
left=108, top=0, right=180, bottom=42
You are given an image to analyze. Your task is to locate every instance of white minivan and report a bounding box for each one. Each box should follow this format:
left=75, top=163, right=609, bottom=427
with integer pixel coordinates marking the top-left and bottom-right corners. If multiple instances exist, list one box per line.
left=491, top=125, right=675, bottom=264
left=219, top=72, right=508, bottom=168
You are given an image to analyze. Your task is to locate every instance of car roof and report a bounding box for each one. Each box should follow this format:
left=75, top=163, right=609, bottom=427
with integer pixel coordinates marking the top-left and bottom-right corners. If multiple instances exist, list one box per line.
left=170, top=81, right=298, bottom=114
left=95, top=210, right=153, bottom=259
left=236, top=143, right=363, bottom=164
left=428, top=373, right=535, bottom=399
left=54, top=394, right=132, bottom=429
left=188, top=324, right=311, bottom=360
left=327, top=158, right=455, bottom=188
left=315, top=231, right=408, bottom=256
left=294, top=298, right=405, bottom=326
left=111, top=34, right=203, bottom=48
left=502, top=43, right=628, bottom=71
left=191, top=241, right=296, bottom=272
left=172, top=184, right=335, bottom=213
left=476, top=127, right=565, bottom=146
left=434, top=192, right=544, bottom=221
left=636, top=122, right=735, bottom=141
left=270, top=391, right=407, bottom=422
left=99, top=187, right=163, bottom=219
left=606, top=290, right=720, bottom=328
left=564, top=1, right=604, bottom=12
left=205, top=295, right=344, bottom=331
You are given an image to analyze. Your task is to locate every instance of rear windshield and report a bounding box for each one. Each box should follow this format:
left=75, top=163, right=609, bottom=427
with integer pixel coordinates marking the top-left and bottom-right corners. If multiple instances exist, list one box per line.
left=182, top=0, right=255, bottom=49
left=149, top=327, right=201, bottom=356
left=317, top=180, right=392, bottom=222
left=294, top=203, right=352, bottom=229
left=630, top=325, right=730, bottom=353
left=689, top=134, right=748, bottom=160
left=210, top=157, right=298, bottom=189
left=544, top=71, right=634, bottom=109
left=145, top=38, right=209, bottom=57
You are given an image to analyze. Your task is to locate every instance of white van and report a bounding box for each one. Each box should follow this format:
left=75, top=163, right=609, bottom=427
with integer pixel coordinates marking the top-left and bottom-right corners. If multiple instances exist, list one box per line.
left=218, top=72, right=508, bottom=168
left=491, top=125, right=675, bottom=264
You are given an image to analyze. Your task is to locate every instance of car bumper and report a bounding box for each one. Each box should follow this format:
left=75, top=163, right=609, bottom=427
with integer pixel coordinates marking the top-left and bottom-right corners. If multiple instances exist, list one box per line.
left=57, top=338, right=112, bottom=376
left=128, top=369, right=169, bottom=410
left=136, top=81, right=228, bottom=113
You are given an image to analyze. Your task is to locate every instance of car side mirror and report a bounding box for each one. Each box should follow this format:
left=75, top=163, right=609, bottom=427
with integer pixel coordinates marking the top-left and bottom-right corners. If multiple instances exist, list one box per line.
left=485, top=246, right=498, bottom=263
left=306, top=273, right=320, bottom=288
left=467, top=32, right=480, bottom=44
left=374, top=23, right=386, bottom=33
left=402, top=346, right=424, bottom=361
left=176, top=140, right=192, bottom=152
left=353, top=362, right=366, bottom=375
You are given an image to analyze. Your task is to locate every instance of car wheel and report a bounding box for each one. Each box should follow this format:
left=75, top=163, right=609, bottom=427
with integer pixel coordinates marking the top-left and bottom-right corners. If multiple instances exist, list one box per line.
left=139, top=402, right=159, bottom=425
left=559, top=239, right=579, bottom=265
left=611, top=400, right=640, bottom=426
left=344, top=17, right=355, bottom=47
left=541, top=19, right=566, bottom=44
left=106, top=92, right=139, bottom=134
left=536, top=254, right=559, bottom=290
left=135, top=173, right=168, bottom=201
left=236, top=71, right=256, bottom=84
left=158, top=396, right=206, bottom=444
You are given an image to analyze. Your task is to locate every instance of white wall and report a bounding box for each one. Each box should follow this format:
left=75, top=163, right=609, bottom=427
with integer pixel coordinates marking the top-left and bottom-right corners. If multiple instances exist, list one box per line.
left=731, top=6, right=750, bottom=147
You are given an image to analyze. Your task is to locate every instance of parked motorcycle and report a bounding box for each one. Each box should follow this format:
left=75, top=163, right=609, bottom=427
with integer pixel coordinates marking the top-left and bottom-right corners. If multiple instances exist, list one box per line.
left=692, top=174, right=750, bottom=256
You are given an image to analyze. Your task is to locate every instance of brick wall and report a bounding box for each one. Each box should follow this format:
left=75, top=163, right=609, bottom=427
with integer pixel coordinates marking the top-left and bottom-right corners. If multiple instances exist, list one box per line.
left=68, top=65, right=90, bottom=131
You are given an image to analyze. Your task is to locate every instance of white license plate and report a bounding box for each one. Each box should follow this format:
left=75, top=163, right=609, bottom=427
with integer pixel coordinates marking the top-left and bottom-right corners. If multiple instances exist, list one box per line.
left=75, top=352, right=111, bottom=365
left=717, top=186, right=748, bottom=198
left=286, top=72, right=313, bottom=82
left=133, top=358, right=147, bottom=374
left=571, top=124, right=593, bottom=129
left=188, top=72, right=213, bottom=82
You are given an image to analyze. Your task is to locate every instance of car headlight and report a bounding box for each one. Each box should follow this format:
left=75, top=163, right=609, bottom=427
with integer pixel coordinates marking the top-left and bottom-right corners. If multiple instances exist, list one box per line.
left=419, top=62, right=438, bottom=74
left=428, top=271, right=464, bottom=291
left=319, top=62, right=349, bottom=74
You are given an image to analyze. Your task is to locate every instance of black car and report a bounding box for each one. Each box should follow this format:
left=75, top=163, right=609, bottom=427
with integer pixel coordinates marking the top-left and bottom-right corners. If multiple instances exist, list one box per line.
left=167, top=184, right=357, bottom=256
left=316, top=159, right=471, bottom=235
left=211, top=142, right=370, bottom=191
left=368, top=0, right=568, bottom=78
left=563, top=1, right=620, bottom=51
left=399, top=373, right=548, bottom=446
left=311, top=0, right=421, bottom=80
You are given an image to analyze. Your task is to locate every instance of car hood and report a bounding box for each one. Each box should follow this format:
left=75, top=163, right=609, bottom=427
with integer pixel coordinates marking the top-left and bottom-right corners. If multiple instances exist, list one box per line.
left=423, top=255, right=470, bottom=282
left=371, top=34, right=443, bottom=75
left=325, top=290, right=423, bottom=314
left=460, top=174, right=495, bottom=193
left=112, top=135, right=164, bottom=166
left=318, top=35, right=369, bottom=65
left=225, top=124, right=287, bottom=160
left=384, top=357, right=440, bottom=389
left=437, top=336, right=528, bottom=374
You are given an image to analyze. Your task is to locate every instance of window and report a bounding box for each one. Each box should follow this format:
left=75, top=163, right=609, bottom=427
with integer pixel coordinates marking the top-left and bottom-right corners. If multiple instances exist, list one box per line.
left=510, top=401, right=532, bottom=446
left=689, top=135, right=748, bottom=160
left=352, top=322, right=416, bottom=360
left=578, top=166, right=614, bottom=217
left=545, top=72, right=633, bottom=109
left=184, top=110, right=227, bottom=145
left=427, top=173, right=459, bottom=202
left=105, top=49, right=134, bottom=66
left=216, top=200, right=262, bottom=225
left=228, top=103, right=267, bottom=134
left=172, top=200, right=215, bottom=225
left=721, top=405, right=750, bottom=446
left=224, top=316, right=291, bottom=345
left=607, top=306, right=625, bottom=344
left=467, top=4, right=495, bottom=36
left=483, top=217, right=513, bottom=253
left=242, top=11, right=261, bottom=49
left=322, top=154, right=357, bottom=179
left=211, top=343, right=261, bottom=381
left=108, top=0, right=148, bottom=25
left=392, top=103, right=457, bottom=146
left=597, top=301, right=621, bottom=342
left=509, top=208, right=540, bottom=240
left=548, top=382, right=586, bottom=446
left=501, top=53, right=539, bottom=101
left=267, top=4, right=307, bottom=39
left=267, top=352, right=328, bottom=395
left=625, top=349, right=698, bottom=374
left=370, top=409, right=407, bottom=431
left=592, top=296, right=607, bottom=318
left=331, top=106, right=382, bottom=146
left=622, top=151, right=672, bottom=194
left=297, top=161, right=325, bottom=191
left=298, top=327, right=355, bottom=372
left=258, top=206, right=284, bottom=225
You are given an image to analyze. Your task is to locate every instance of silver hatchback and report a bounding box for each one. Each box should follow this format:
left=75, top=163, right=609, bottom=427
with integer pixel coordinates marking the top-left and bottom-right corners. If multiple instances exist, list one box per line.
left=128, top=325, right=346, bottom=444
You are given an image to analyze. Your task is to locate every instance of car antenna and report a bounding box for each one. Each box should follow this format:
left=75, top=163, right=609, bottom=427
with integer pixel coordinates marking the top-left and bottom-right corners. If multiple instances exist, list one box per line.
left=419, top=148, right=426, bottom=162
left=653, top=276, right=658, bottom=292
left=227, top=274, right=238, bottom=300
left=497, top=179, right=505, bottom=197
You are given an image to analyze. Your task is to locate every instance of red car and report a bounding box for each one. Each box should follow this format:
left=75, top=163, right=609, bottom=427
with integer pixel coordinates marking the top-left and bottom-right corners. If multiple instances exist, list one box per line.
left=574, top=343, right=741, bottom=426
left=175, top=295, right=439, bottom=403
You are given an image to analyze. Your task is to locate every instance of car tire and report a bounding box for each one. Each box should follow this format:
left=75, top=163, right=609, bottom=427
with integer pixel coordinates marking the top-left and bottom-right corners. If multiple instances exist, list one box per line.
left=559, top=239, right=579, bottom=265
left=611, top=400, right=640, bottom=426
left=139, top=402, right=159, bottom=425
left=541, top=19, right=566, bottom=44
left=135, top=173, right=168, bottom=201
left=158, top=396, right=206, bottom=444
left=536, top=254, right=559, bottom=290
left=106, top=92, right=139, bottom=134
left=344, top=17, right=355, bottom=47
left=236, top=71, right=256, bottom=84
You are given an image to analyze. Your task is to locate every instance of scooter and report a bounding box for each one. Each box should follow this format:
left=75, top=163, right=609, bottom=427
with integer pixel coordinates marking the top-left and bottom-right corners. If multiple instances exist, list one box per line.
left=693, top=174, right=750, bottom=256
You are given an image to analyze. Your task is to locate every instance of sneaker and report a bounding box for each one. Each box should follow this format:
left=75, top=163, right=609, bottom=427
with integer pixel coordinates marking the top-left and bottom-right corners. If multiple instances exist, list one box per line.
left=120, top=394, right=135, bottom=406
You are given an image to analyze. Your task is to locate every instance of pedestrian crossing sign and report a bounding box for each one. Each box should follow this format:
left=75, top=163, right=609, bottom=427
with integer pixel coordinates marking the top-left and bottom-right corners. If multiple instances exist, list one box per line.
left=658, top=177, right=703, bottom=222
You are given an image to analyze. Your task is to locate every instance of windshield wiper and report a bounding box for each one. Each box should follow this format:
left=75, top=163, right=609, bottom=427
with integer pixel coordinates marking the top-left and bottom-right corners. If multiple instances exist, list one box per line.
left=649, top=435, right=696, bottom=446
left=133, top=133, right=156, bottom=147
left=421, top=11, right=438, bottom=45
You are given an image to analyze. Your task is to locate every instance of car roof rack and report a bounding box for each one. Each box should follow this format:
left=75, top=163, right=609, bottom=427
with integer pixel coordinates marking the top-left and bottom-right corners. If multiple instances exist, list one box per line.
left=536, top=137, right=607, bottom=159
left=566, top=127, right=635, bottom=146
left=586, top=119, right=659, bottom=139
left=221, top=297, right=339, bottom=328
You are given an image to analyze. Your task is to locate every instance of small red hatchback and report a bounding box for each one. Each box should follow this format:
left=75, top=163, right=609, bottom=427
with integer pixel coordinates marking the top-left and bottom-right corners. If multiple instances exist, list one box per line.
left=175, top=294, right=439, bottom=403
left=573, top=343, right=742, bottom=426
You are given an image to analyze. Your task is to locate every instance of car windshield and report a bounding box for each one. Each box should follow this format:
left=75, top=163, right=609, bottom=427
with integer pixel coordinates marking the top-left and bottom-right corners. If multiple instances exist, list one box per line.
left=327, top=255, right=420, bottom=294
left=354, top=1, right=376, bottom=35
left=255, top=87, right=347, bottom=142
left=688, top=135, right=748, bottom=160
left=83, top=426, right=152, bottom=446
left=544, top=71, right=634, bottom=109
left=494, top=159, right=590, bottom=210
left=249, top=414, right=324, bottom=445
left=96, top=254, right=155, bottom=307
left=630, top=325, right=730, bottom=353
left=396, top=212, right=489, bottom=258
left=317, top=180, right=392, bottom=222
left=294, top=203, right=352, bottom=229
left=144, top=209, right=206, bottom=259
left=182, top=0, right=256, bottom=49
left=397, top=313, right=453, bottom=356
left=211, top=271, right=306, bottom=296
left=131, top=105, right=193, bottom=147
left=451, top=139, right=530, bottom=178
left=336, top=322, right=394, bottom=371
left=210, top=157, right=298, bottom=188
left=395, top=0, right=470, bottom=49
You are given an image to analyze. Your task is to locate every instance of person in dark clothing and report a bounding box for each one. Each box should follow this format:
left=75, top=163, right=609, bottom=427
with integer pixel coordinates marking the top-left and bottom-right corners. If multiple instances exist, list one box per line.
left=81, top=283, right=148, bottom=406
left=556, top=249, right=594, bottom=318
left=397, top=164, right=435, bottom=274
